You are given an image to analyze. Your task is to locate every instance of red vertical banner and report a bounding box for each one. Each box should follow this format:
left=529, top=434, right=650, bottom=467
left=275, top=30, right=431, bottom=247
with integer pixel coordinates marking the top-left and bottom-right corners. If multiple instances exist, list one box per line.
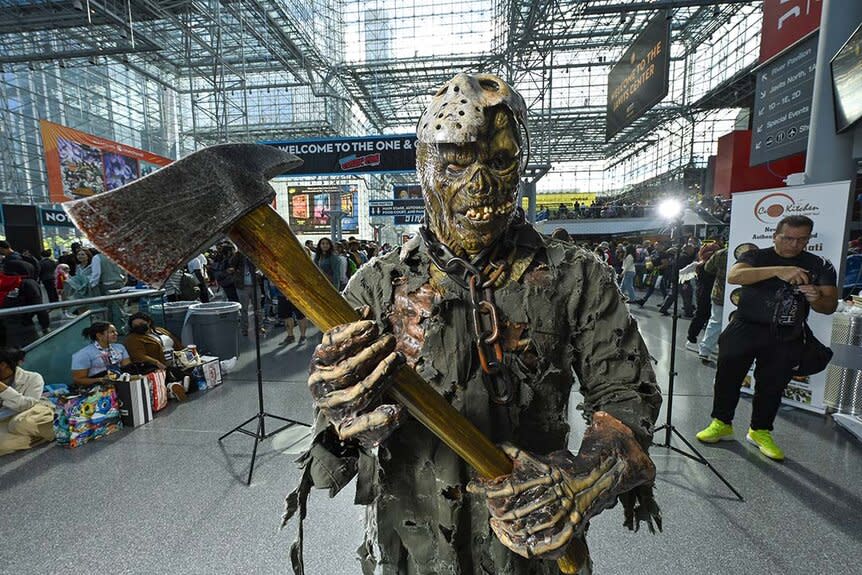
left=759, top=0, right=822, bottom=63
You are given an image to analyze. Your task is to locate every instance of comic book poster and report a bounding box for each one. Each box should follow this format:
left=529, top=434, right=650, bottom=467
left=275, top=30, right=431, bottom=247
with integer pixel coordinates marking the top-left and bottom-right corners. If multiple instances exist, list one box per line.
left=40, top=120, right=172, bottom=202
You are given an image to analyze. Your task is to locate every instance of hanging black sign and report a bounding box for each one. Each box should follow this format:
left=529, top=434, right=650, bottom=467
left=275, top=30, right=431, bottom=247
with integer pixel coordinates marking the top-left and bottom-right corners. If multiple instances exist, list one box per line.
left=40, top=207, right=76, bottom=228
left=263, top=134, right=417, bottom=176
left=606, top=11, right=671, bottom=140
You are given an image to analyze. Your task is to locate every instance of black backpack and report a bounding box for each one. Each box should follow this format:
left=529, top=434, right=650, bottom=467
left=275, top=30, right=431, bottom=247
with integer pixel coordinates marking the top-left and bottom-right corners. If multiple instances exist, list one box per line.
left=179, top=272, right=200, bottom=300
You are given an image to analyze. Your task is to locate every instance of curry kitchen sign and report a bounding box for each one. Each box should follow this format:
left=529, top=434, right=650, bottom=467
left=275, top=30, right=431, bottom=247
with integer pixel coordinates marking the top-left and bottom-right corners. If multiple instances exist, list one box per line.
left=754, top=192, right=821, bottom=223
left=723, top=181, right=852, bottom=413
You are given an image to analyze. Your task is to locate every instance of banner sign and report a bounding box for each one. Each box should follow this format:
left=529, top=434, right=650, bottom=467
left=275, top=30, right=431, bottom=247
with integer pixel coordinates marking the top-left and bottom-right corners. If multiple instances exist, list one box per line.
left=263, top=135, right=417, bottom=176
left=287, top=185, right=358, bottom=233
left=759, top=0, right=822, bottom=63
left=606, top=11, right=671, bottom=140
left=40, top=207, right=76, bottom=228
left=369, top=199, right=424, bottom=220
left=393, top=185, right=424, bottom=224
left=723, top=181, right=852, bottom=413
left=521, top=192, right=597, bottom=210
left=39, top=120, right=172, bottom=204
left=750, top=33, right=817, bottom=166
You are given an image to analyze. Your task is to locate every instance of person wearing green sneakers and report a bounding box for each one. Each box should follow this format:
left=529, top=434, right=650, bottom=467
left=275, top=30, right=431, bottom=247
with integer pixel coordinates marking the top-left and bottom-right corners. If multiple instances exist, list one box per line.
left=696, top=215, right=838, bottom=461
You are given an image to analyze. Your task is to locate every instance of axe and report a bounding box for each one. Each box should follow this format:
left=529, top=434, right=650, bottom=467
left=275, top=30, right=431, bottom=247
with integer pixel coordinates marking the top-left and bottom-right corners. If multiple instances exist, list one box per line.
left=63, top=143, right=586, bottom=573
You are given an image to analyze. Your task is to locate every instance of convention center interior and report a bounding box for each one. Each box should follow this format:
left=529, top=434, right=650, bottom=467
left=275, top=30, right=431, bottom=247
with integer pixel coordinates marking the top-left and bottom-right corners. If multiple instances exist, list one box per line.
left=2, top=0, right=862, bottom=573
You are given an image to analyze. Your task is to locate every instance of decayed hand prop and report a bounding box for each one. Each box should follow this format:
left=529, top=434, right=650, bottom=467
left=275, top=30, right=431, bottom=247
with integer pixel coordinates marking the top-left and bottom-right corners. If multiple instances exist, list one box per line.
left=309, top=309, right=405, bottom=447
left=468, top=412, right=657, bottom=559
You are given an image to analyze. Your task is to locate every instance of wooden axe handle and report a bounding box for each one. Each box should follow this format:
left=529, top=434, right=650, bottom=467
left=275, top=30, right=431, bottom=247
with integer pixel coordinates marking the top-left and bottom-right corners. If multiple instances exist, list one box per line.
left=228, top=205, right=585, bottom=573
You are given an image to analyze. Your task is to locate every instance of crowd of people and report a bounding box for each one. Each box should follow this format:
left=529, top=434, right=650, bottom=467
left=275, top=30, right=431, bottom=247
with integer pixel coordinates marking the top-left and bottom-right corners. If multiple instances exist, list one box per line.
left=537, top=193, right=732, bottom=223
left=0, top=239, right=140, bottom=349
left=159, top=236, right=392, bottom=345
left=579, top=215, right=839, bottom=461
left=0, top=232, right=392, bottom=456
left=0, top=208, right=841, bottom=467
left=549, top=231, right=728, bottom=363
left=538, top=200, right=650, bottom=220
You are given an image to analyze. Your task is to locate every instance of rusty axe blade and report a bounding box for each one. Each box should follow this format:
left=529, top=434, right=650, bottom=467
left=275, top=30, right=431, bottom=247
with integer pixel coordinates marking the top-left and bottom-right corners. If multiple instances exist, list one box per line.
left=62, top=143, right=301, bottom=286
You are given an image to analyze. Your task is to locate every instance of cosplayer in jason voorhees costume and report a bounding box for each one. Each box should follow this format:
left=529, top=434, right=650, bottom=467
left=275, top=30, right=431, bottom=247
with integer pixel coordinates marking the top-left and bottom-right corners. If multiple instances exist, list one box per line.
left=284, top=73, right=663, bottom=575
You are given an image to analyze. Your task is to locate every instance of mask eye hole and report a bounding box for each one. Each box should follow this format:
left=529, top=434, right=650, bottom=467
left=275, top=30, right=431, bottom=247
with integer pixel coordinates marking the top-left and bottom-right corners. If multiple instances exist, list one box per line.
left=489, top=153, right=511, bottom=170
left=440, top=145, right=475, bottom=172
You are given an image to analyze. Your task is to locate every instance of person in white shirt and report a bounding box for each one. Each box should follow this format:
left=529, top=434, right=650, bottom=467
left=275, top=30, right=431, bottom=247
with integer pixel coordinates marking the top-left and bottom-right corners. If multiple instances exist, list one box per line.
left=186, top=253, right=210, bottom=303
left=620, top=244, right=637, bottom=301
left=0, top=348, right=54, bottom=456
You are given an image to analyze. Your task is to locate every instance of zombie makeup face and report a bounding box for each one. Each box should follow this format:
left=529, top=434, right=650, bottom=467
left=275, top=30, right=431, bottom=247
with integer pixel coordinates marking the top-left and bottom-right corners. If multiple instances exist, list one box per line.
left=417, top=109, right=522, bottom=255
left=416, top=73, right=528, bottom=257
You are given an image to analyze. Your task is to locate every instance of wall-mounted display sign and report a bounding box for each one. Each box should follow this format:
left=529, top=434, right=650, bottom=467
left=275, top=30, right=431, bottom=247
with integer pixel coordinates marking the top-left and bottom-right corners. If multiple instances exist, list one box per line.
left=606, top=11, right=671, bottom=140
left=750, top=33, right=817, bottom=166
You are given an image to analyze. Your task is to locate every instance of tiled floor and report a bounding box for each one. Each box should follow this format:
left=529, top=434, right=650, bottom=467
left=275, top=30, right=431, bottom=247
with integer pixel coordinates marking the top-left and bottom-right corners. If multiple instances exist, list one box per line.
left=2, top=303, right=860, bottom=575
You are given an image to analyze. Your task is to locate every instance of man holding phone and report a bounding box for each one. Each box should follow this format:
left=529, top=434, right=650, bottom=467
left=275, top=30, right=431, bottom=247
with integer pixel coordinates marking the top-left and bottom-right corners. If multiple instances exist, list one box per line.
left=695, top=215, right=838, bottom=460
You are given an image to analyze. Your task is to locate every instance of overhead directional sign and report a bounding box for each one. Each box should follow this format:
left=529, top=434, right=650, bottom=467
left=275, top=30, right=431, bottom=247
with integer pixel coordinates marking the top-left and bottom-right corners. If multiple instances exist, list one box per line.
left=263, top=135, right=417, bottom=176
left=369, top=198, right=424, bottom=219
left=393, top=184, right=423, bottom=224
left=750, top=33, right=818, bottom=166
left=606, top=10, right=671, bottom=140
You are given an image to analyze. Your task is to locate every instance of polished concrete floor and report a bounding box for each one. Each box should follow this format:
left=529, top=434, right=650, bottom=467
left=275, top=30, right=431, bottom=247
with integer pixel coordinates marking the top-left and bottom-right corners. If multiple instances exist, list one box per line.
left=2, top=300, right=860, bottom=575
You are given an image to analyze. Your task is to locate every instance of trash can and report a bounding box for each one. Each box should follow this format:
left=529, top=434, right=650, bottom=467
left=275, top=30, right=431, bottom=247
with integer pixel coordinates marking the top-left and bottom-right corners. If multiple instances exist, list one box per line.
left=186, top=302, right=241, bottom=359
left=161, top=301, right=199, bottom=339
left=824, top=314, right=862, bottom=415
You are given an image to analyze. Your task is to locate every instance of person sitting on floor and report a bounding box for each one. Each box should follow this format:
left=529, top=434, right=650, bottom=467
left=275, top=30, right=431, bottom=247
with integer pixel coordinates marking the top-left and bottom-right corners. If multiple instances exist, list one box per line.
left=70, top=322, right=131, bottom=388
left=0, top=347, right=54, bottom=456
left=123, top=312, right=190, bottom=401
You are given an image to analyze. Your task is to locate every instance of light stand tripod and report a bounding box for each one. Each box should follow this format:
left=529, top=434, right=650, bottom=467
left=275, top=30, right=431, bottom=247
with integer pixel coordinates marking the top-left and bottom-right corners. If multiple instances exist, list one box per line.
left=219, top=263, right=309, bottom=485
left=652, top=213, right=744, bottom=502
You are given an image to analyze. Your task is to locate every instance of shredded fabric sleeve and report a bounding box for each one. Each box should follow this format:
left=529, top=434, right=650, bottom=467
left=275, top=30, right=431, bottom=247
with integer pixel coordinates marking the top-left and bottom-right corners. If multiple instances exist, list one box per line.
left=569, top=256, right=662, bottom=450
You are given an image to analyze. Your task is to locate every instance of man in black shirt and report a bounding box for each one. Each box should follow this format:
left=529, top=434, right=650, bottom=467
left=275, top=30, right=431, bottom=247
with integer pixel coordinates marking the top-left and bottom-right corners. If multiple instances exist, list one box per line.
left=2, top=259, right=50, bottom=348
left=38, top=249, right=58, bottom=303
left=696, top=215, right=837, bottom=460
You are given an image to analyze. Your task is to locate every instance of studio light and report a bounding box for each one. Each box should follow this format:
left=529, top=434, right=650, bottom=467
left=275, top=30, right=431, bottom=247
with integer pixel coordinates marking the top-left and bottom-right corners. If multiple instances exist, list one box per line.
left=658, top=198, right=683, bottom=220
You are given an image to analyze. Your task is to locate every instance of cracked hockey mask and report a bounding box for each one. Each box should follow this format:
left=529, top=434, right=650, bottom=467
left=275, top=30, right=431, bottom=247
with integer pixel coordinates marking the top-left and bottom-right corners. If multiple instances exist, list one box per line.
left=416, top=73, right=528, bottom=256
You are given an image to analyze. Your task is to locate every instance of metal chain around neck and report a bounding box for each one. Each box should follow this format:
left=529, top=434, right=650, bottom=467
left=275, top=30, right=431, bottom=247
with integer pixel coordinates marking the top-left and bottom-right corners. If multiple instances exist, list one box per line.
left=418, top=223, right=515, bottom=404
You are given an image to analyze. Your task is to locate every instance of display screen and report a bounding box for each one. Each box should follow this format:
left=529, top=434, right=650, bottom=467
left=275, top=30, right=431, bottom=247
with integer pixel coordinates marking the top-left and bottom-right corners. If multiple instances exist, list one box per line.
left=287, top=185, right=358, bottom=233
left=831, top=22, right=862, bottom=133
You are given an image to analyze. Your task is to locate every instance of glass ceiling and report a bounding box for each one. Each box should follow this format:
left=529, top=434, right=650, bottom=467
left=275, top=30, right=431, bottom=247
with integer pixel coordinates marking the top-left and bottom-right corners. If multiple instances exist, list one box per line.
left=0, top=0, right=764, bottom=201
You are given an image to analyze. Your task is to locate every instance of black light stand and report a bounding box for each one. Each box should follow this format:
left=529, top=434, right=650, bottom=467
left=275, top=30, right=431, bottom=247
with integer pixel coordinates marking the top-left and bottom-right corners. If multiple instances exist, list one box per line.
left=652, top=214, right=744, bottom=502
left=218, top=263, right=309, bottom=485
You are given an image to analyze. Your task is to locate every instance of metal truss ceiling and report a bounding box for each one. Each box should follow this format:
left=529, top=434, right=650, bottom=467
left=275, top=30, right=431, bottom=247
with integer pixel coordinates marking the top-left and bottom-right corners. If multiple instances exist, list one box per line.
left=0, top=0, right=761, bottom=164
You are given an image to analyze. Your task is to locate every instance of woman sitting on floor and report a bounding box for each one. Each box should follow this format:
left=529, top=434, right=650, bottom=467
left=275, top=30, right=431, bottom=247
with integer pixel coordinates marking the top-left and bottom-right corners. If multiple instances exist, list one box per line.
left=123, top=312, right=190, bottom=401
left=70, top=322, right=131, bottom=387
left=0, top=347, right=54, bottom=456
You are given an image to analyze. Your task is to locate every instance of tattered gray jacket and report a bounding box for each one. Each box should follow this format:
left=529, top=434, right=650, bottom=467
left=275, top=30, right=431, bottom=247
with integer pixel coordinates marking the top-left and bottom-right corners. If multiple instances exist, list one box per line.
left=285, top=226, right=661, bottom=575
